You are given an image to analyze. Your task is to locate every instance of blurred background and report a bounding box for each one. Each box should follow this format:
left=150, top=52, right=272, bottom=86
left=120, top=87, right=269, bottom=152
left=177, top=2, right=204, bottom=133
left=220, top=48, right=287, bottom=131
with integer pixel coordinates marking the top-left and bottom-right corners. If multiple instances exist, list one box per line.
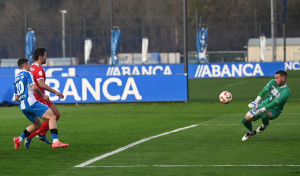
left=0, top=0, right=299, bottom=65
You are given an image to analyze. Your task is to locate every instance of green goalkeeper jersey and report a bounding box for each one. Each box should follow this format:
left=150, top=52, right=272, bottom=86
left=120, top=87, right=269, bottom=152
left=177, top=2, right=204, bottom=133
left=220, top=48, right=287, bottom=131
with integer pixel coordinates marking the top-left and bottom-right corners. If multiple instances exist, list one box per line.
left=260, top=79, right=290, bottom=113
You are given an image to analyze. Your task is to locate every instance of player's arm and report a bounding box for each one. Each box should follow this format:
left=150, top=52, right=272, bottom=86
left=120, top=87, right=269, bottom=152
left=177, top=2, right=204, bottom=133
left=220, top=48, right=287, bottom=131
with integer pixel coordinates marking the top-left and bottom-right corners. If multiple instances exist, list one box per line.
left=15, top=95, right=20, bottom=102
left=263, top=89, right=290, bottom=110
left=249, top=89, right=290, bottom=117
left=37, top=79, right=64, bottom=99
left=248, top=79, right=272, bottom=109
left=263, top=101, right=277, bottom=110
left=248, top=88, right=268, bottom=108
left=13, top=84, right=20, bottom=102
left=31, top=83, right=49, bottom=101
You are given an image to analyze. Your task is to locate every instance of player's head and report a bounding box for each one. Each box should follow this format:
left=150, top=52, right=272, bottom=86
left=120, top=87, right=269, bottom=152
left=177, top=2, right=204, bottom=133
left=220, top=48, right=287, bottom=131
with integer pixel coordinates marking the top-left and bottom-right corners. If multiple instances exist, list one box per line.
left=17, top=58, right=30, bottom=71
left=275, top=70, right=287, bottom=86
left=34, top=48, right=47, bottom=64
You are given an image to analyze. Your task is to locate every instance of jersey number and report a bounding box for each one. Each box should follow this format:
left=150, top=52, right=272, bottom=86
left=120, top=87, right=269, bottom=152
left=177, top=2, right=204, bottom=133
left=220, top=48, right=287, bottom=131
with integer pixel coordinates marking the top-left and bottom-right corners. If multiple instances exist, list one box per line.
left=16, top=81, right=25, bottom=95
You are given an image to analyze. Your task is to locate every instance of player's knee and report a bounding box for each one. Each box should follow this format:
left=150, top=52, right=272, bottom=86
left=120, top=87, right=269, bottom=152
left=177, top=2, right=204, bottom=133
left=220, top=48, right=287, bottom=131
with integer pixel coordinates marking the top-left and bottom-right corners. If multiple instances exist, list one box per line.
left=242, top=117, right=249, bottom=124
left=48, top=114, right=57, bottom=122
left=261, top=112, right=270, bottom=120
left=52, top=110, right=60, bottom=120
left=36, top=123, right=41, bottom=129
left=34, top=121, right=42, bottom=129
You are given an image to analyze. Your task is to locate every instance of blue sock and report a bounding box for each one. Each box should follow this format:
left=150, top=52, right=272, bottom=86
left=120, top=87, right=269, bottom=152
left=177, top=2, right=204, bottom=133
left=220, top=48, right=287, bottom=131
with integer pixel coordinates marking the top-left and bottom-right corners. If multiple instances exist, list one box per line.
left=51, top=133, right=58, bottom=140
left=50, top=129, right=59, bottom=142
left=20, top=132, right=25, bottom=139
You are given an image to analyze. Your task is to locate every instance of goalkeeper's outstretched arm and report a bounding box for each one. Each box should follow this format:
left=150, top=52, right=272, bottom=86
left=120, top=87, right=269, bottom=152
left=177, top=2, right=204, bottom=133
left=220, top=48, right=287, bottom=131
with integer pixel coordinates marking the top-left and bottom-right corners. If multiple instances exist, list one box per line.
left=257, top=88, right=268, bottom=99
left=248, top=88, right=268, bottom=109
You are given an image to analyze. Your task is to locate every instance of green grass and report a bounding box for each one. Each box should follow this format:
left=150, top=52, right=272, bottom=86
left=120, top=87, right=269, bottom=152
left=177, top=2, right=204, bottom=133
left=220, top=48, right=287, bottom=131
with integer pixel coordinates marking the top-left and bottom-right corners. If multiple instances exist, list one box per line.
left=0, top=70, right=299, bottom=176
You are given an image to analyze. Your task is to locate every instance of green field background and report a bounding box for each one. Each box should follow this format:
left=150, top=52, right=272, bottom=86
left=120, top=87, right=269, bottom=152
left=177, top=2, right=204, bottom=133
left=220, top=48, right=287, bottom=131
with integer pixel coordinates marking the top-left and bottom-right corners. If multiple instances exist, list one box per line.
left=0, top=70, right=299, bottom=176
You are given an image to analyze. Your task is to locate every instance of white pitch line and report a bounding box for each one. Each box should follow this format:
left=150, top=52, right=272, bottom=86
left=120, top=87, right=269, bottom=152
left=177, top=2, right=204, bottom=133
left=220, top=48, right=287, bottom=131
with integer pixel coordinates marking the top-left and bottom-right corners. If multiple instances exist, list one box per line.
left=74, top=124, right=198, bottom=168
left=74, top=122, right=300, bottom=168
left=198, top=123, right=300, bottom=126
left=84, top=164, right=300, bottom=168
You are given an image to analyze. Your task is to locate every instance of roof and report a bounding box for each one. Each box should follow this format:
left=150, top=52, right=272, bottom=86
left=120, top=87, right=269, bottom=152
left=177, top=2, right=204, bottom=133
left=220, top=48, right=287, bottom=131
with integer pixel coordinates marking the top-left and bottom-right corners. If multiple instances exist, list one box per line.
left=248, top=37, right=300, bottom=46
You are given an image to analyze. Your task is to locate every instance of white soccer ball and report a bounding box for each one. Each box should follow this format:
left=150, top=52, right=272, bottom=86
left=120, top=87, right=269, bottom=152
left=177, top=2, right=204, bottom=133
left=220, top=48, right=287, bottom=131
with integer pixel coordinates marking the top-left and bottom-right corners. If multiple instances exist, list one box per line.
left=219, top=91, right=232, bottom=104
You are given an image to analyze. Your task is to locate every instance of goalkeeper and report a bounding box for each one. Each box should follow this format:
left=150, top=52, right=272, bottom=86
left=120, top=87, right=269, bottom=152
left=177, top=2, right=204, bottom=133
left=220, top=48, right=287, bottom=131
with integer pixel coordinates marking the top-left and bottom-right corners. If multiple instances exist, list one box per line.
left=242, top=70, right=290, bottom=141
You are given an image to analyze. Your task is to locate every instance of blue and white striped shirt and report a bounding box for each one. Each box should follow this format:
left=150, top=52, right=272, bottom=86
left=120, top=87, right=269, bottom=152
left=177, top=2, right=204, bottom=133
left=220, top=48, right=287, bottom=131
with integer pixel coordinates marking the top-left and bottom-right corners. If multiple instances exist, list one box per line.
left=14, top=71, right=37, bottom=109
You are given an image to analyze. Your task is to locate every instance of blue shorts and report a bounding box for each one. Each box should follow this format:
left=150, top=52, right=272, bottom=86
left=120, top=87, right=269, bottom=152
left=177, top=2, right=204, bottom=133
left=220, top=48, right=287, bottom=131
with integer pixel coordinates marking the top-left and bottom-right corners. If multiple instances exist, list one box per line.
left=21, top=101, right=49, bottom=122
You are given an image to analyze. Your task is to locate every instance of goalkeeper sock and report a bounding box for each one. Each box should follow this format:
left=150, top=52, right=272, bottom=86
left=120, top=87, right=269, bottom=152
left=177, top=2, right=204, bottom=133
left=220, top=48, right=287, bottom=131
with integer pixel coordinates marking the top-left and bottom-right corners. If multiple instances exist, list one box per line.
left=261, top=113, right=270, bottom=127
left=242, top=117, right=253, bottom=132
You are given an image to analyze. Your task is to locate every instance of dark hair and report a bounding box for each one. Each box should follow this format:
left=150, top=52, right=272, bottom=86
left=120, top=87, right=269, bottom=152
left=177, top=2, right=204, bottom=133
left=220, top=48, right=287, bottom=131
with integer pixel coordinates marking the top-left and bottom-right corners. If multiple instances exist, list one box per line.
left=17, top=58, right=29, bottom=68
left=33, top=48, right=46, bottom=61
left=275, top=70, right=288, bottom=77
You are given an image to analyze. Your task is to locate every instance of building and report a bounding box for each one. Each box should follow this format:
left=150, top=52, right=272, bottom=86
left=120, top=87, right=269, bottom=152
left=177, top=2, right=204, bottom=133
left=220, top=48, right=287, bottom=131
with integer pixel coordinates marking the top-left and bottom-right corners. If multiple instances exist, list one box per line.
left=247, top=37, right=300, bottom=62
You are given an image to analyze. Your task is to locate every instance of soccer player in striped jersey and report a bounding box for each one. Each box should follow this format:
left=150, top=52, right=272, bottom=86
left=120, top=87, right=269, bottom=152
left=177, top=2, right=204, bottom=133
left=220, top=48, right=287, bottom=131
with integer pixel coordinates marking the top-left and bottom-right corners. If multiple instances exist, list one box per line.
left=13, top=58, right=69, bottom=150
left=242, top=70, right=291, bottom=141
left=24, top=48, right=65, bottom=148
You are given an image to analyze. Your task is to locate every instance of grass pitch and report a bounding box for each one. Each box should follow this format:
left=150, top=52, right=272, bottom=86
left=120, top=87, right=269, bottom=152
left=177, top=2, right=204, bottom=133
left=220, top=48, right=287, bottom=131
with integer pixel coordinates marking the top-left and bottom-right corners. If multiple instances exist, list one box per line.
left=0, top=70, right=299, bottom=176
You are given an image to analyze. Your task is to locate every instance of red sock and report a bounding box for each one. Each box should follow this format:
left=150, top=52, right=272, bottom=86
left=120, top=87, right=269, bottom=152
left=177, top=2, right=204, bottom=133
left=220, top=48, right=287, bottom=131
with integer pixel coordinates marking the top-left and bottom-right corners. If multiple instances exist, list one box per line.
left=28, top=129, right=40, bottom=139
left=28, top=121, right=49, bottom=139
left=39, top=121, right=49, bottom=136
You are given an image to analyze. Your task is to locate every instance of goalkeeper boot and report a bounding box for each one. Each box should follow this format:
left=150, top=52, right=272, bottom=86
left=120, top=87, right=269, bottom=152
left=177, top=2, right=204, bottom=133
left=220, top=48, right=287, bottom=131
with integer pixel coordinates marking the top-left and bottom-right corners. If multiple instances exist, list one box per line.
left=24, top=138, right=32, bottom=149
left=52, top=141, right=69, bottom=148
left=36, top=134, right=52, bottom=144
left=13, top=137, right=21, bottom=151
left=242, top=131, right=256, bottom=141
left=256, top=124, right=268, bottom=133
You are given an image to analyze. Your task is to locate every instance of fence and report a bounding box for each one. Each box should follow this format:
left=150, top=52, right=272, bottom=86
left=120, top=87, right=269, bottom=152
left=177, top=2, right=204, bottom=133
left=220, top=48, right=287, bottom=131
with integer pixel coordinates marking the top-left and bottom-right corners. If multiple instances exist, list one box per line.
left=1, top=14, right=299, bottom=64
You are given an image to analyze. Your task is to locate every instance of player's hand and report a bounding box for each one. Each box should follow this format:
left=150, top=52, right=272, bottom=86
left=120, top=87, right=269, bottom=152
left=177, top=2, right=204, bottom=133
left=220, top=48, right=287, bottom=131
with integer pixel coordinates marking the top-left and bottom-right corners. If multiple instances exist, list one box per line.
left=43, top=95, right=50, bottom=101
left=249, top=107, right=266, bottom=117
left=55, top=92, right=64, bottom=99
left=248, top=101, right=259, bottom=109
left=248, top=96, right=261, bottom=109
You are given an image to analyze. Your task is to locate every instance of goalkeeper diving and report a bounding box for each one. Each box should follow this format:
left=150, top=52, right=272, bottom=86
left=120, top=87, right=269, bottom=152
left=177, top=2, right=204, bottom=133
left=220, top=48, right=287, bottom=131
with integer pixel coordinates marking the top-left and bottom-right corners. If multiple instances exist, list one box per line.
left=242, top=70, right=290, bottom=141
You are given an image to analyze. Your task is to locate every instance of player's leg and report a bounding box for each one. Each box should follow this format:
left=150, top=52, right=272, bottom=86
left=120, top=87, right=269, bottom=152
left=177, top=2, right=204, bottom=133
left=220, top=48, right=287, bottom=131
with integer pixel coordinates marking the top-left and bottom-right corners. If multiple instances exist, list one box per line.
left=256, top=110, right=280, bottom=133
left=27, top=121, right=50, bottom=142
left=50, top=103, right=61, bottom=121
left=27, top=100, right=54, bottom=144
left=41, top=109, right=69, bottom=148
left=24, top=101, right=50, bottom=148
left=14, top=117, right=42, bottom=150
left=25, top=121, right=50, bottom=148
left=39, top=103, right=60, bottom=136
left=241, top=111, right=258, bottom=141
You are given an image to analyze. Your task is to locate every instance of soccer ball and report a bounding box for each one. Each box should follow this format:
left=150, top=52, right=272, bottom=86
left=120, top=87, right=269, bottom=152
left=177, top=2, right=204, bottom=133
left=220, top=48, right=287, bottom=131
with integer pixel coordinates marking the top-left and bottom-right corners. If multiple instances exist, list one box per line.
left=219, top=91, right=232, bottom=104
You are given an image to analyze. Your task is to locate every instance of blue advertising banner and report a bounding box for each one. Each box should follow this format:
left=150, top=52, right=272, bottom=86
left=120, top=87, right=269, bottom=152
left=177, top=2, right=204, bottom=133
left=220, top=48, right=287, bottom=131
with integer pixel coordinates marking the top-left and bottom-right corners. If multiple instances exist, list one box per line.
left=189, top=62, right=285, bottom=79
left=196, top=28, right=208, bottom=62
left=0, top=65, right=187, bottom=104
left=0, top=62, right=286, bottom=104
left=285, top=61, right=300, bottom=70
left=111, top=29, right=122, bottom=65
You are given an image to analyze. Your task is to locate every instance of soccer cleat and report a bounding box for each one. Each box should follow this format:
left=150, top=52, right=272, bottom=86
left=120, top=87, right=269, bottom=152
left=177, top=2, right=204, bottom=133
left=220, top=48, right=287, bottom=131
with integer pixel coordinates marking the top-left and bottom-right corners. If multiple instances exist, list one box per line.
left=36, top=134, right=52, bottom=144
left=256, top=124, right=268, bottom=133
left=24, top=138, right=32, bottom=149
left=13, top=137, right=21, bottom=151
left=242, top=131, right=256, bottom=141
left=52, top=141, right=69, bottom=148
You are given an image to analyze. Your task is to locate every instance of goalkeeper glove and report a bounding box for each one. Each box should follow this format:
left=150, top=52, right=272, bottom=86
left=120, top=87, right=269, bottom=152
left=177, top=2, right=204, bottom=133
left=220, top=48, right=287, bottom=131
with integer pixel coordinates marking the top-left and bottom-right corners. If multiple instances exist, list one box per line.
left=248, top=96, right=262, bottom=109
left=249, top=107, right=266, bottom=117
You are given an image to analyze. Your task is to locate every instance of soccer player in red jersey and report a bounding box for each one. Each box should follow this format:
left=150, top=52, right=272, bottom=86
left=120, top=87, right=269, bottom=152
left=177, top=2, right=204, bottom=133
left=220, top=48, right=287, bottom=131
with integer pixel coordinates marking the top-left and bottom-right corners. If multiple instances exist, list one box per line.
left=13, top=58, right=69, bottom=150
left=24, top=48, right=65, bottom=148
